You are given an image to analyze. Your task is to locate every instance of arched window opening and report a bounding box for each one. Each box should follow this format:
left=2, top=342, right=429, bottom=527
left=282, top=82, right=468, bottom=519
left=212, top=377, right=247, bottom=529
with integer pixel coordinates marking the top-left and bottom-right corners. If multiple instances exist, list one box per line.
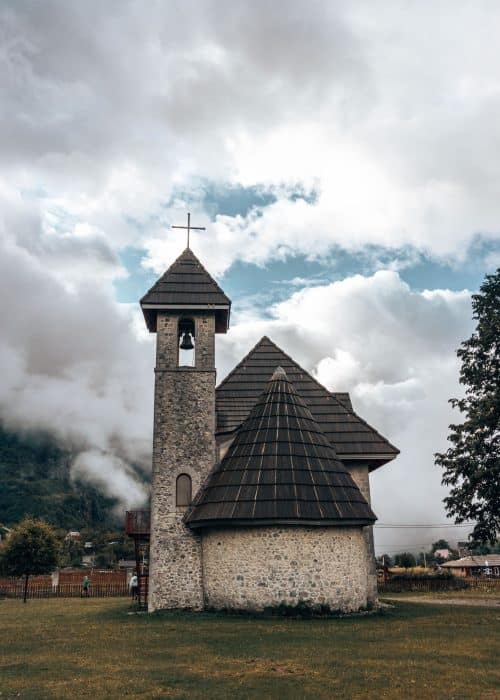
left=176, top=473, right=192, bottom=507
left=178, top=318, right=195, bottom=367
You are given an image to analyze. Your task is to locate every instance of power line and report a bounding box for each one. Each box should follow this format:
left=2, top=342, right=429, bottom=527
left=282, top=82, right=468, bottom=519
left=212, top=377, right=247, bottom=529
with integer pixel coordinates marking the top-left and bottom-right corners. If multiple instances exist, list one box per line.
left=375, top=523, right=474, bottom=529
left=374, top=544, right=440, bottom=551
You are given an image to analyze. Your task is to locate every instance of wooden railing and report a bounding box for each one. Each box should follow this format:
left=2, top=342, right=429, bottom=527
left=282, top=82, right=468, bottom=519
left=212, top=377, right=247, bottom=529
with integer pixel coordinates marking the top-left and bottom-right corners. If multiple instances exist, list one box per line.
left=125, top=510, right=151, bottom=536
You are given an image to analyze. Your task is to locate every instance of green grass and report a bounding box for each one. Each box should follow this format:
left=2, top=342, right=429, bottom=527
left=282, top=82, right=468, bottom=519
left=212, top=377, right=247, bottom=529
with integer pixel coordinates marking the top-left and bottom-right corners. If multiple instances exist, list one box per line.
left=1, top=598, right=499, bottom=699
left=383, top=587, right=500, bottom=600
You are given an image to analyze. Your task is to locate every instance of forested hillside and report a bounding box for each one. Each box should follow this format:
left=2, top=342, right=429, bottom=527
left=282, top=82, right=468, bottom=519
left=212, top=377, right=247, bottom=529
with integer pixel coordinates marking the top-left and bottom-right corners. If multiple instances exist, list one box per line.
left=0, top=426, right=120, bottom=530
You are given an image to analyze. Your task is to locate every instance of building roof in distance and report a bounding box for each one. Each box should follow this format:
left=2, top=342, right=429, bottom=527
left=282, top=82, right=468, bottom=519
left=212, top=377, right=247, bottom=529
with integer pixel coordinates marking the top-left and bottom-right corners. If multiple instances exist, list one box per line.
left=187, top=367, right=377, bottom=529
left=140, top=247, right=231, bottom=333
left=442, top=554, right=500, bottom=568
left=216, top=336, right=399, bottom=469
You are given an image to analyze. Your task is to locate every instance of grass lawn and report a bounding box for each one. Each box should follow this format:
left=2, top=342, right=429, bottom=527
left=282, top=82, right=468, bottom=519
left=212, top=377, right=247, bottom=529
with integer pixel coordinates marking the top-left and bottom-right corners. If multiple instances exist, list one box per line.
left=383, top=588, right=500, bottom=601
left=1, top=598, right=499, bottom=699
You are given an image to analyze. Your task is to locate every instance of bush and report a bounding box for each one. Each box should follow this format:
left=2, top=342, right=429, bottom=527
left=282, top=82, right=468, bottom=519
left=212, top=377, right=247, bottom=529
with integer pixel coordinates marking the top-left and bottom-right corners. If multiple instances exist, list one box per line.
left=380, top=570, right=469, bottom=592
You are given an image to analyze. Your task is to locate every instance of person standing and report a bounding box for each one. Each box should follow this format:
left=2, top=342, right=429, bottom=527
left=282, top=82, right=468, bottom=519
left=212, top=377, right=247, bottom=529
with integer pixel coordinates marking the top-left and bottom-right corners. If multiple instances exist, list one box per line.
left=82, top=574, right=90, bottom=597
left=129, top=573, right=138, bottom=600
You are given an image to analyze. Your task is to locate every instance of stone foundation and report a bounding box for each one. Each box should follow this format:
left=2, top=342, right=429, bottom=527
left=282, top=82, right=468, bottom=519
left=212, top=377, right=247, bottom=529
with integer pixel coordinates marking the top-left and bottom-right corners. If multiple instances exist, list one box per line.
left=201, top=526, right=371, bottom=612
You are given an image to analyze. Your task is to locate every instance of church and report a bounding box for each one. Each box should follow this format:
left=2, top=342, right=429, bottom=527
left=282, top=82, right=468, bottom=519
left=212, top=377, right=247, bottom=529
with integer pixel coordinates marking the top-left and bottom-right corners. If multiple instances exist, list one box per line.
left=140, top=242, right=399, bottom=613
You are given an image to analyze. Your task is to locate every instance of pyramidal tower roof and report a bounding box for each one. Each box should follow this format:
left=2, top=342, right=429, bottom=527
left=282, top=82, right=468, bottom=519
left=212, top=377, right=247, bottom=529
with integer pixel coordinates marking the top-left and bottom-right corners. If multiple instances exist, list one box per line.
left=140, top=247, right=231, bottom=333
left=186, top=367, right=377, bottom=529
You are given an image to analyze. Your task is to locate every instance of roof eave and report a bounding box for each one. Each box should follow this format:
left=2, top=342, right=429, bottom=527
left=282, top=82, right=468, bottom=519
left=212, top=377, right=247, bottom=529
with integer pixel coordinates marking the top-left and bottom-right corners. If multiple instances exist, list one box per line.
left=140, top=303, right=231, bottom=334
left=186, top=517, right=377, bottom=530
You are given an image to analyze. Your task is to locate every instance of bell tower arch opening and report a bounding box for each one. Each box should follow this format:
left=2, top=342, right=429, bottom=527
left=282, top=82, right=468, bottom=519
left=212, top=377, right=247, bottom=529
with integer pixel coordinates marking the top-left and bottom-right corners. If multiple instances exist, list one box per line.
left=178, top=317, right=195, bottom=367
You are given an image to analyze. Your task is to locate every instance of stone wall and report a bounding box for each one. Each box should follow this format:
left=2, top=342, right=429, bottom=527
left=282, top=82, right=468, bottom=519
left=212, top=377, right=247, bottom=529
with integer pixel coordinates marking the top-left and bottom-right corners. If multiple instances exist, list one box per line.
left=148, top=311, right=216, bottom=612
left=202, top=526, right=370, bottom=612
left=348, top=464, right=378, bottom=605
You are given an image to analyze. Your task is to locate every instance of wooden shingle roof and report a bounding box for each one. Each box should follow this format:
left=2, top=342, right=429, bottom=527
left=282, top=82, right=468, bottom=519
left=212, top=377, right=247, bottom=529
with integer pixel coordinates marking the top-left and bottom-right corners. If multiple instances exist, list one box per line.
left=187, top=367, right=377, bottom=529
left=216, top=336, right=399, bottom=469
left=140, top=248, right=231, bottom=332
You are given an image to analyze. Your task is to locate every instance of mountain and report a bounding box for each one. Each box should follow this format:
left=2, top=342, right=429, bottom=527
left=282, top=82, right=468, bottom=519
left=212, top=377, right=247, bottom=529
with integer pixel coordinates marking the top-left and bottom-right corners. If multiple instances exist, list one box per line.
left=0, top=425, right=120, bottom=530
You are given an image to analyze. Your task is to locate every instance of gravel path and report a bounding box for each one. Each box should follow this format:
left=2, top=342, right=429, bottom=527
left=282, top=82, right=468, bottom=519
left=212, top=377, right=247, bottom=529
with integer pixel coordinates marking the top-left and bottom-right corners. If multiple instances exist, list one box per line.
left=383, top=595, right=500, bottom=608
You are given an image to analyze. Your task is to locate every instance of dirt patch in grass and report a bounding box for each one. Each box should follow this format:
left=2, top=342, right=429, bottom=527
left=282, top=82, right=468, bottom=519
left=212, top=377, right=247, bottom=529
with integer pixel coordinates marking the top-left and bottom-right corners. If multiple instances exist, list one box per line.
left=1, top=598, right=499, bottom=699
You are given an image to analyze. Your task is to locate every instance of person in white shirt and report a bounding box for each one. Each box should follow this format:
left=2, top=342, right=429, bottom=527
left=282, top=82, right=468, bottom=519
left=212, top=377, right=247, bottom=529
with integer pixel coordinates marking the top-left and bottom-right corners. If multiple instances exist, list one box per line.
left=129, top=573, right=138, bottom=600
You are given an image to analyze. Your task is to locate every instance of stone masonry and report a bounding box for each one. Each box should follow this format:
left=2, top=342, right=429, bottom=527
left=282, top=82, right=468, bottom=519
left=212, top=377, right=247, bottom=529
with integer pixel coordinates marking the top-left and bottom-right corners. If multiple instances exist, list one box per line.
left=213, top=442, right=378, bottom=608
left=202, top=526, right=370, bottom=612
left=349, top=465, right=378, bottom=606
left=148, top=311, right=217, bottom=612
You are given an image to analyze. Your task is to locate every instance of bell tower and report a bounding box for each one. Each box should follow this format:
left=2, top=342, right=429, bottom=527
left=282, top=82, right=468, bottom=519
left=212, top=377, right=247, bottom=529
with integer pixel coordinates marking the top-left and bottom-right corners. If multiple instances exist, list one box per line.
left=141, top=246, right=231, bottom=611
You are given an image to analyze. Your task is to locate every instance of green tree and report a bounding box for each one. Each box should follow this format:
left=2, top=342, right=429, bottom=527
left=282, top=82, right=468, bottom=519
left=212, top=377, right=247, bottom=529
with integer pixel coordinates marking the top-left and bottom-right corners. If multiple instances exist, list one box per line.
left=435, top=269, right=500, bottom=545
left=1, top=517, right=59, bottom=602
left=379, top=553, right=393, bottom=567
left=417, top=551, right=432, bottom=567
left=394, top=552, right=416, bottom=568
left=431, top=539, right=450, bottom=552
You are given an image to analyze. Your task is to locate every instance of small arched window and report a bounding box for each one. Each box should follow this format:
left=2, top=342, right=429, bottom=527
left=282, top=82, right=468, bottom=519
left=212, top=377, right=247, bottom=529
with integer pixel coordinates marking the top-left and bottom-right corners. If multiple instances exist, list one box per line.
left=176, top=473, right=192, bottom=507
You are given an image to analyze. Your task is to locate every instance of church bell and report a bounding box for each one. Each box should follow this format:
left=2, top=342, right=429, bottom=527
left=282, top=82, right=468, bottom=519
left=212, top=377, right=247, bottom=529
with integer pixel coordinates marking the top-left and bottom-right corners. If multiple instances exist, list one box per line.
left=180, top=331, right=194, bottom=350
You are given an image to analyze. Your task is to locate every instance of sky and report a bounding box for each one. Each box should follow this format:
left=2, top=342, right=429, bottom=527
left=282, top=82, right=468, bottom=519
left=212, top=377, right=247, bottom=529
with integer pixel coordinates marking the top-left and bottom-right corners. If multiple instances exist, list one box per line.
left=1, top=1, right=499, bottom=554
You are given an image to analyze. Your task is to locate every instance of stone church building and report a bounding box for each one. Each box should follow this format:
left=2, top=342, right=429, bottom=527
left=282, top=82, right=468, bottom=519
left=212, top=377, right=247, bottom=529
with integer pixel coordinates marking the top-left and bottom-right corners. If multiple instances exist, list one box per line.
left=140, top=246, right=399, bottom=613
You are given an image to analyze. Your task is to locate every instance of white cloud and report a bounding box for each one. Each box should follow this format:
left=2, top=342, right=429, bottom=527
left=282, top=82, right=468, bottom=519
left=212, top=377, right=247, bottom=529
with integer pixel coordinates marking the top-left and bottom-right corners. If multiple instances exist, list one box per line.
left=216, top=270, right=474, bottom=550
left=0, top=1, right=493, bottom=547
left=0, top=234, right=154, bottom=506
left=0, top=211, right=476, bottom=546
left=1, top=1, right=499, bottom=281
left=72, top=451, right=148, bottom=510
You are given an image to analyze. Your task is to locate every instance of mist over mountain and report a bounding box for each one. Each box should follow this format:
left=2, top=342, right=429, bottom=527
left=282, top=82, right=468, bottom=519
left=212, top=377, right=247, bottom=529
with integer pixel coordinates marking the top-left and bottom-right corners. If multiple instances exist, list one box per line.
left=0, top=424, right=146, bottom=530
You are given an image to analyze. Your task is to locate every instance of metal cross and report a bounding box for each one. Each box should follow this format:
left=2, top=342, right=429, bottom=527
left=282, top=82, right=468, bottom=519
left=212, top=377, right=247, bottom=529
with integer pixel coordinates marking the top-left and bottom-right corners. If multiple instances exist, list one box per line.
left=171, top=212, right=206, bottom=249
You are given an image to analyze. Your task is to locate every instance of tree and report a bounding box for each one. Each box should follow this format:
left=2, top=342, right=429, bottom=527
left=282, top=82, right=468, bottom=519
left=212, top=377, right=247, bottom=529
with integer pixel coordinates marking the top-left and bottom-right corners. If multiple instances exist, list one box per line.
left=1, top=517, right=59, bottom=602
left=417, top=551, right=432, bottom=567
left=379, top=553, right=393, bottom=567
left=435, top=269, right=500, bottom=545
left=431, top=539, right=450, bottom=552
left=394, top=552, right=416, bottom=568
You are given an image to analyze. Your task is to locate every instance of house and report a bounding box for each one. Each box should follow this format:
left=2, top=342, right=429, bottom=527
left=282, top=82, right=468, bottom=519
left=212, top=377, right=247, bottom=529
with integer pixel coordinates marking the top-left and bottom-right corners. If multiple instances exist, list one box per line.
left=434, top=548, right=451, bottom=560
left=457, top=541, right=472, bottom=557
left=118, top=559, right=137, bottom=573
left=442, top=554, right=500, bottom=578
left=64, top=531, right=81, bottom=541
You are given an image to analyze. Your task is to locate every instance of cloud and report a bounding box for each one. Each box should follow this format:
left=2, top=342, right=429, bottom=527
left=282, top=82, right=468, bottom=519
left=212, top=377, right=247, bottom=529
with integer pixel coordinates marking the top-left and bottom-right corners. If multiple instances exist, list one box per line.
left=72, top=451, right=148, bottom=510
left=0, top=231, right=154, bottom=507
left=1, top=1, right=499, bottom=282
left=0, top=203, right=476, bottom=548
left=216, top=270, right=475, bottom=551
left=0, top=1, right=493, bottom=547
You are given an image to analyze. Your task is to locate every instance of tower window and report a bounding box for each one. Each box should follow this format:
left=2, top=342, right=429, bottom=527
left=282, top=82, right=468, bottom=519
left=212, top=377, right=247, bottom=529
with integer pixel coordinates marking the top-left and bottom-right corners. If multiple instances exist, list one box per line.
left=178, top=318, right=195, bottom=366
left=176, top=473, right=192, bottom=507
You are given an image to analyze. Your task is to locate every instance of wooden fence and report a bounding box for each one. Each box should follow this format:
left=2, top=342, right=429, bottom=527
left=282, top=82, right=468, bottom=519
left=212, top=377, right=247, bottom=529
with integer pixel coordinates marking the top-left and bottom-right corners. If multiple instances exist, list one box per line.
left=378, top=575, right=500, bottom=594
left=0, top=578, right=128, bottom=599
left=58, top=570, right=126, bottom=586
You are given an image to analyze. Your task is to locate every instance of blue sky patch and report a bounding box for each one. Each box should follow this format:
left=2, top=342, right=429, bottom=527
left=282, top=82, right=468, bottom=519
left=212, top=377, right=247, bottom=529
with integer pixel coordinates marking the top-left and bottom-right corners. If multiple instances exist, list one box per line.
left=114, top=183, right=498, bottom=309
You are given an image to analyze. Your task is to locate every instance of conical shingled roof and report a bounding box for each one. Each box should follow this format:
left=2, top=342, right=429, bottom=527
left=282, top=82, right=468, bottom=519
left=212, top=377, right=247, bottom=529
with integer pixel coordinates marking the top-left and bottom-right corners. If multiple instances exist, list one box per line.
left=186, top=367, right=377, bottom=529
left=140, top=248, right=231, bottom=333
left=216, top=336, right=399, bottom=469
